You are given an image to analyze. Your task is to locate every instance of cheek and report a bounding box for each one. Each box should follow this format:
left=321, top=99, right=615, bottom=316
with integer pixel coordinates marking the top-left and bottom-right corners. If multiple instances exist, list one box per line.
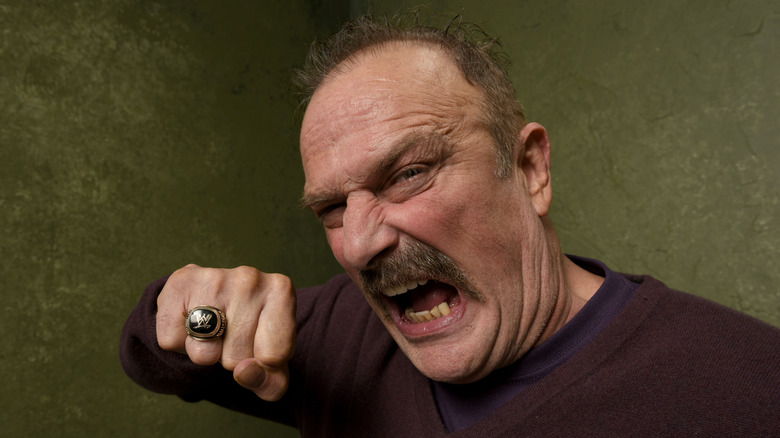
left=395, top=191, right=461, bottom=240
left=398, top=180, right=532, bottom=281
left=393, top=186, right=485, bottom=255
left=325, top=230, right=348, bottom=269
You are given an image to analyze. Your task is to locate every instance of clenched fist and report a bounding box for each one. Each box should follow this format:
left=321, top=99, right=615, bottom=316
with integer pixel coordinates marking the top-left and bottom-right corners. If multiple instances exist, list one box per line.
left=155, top=264, right=296, bottom=401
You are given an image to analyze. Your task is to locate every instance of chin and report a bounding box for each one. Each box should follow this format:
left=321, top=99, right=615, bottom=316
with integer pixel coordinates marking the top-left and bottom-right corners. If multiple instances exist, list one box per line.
left=399, top=341, right=492, bottom=384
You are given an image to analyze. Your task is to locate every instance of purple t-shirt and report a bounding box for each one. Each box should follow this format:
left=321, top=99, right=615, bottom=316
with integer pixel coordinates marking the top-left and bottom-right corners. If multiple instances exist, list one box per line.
left=433, top=256, right=639, bottom=432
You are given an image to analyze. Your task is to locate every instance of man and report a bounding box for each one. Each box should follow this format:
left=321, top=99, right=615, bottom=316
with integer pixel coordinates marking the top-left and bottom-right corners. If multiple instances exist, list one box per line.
left=121, top=15, right=779, bottom=436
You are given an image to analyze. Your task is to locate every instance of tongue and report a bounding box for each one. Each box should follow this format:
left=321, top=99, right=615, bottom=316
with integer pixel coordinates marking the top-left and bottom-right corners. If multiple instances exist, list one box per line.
left=411, top=282, right=457, bottom=312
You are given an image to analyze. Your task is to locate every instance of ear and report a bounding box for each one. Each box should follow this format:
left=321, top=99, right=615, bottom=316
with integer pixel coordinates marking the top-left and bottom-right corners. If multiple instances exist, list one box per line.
left=516, top=122, right=552, bottom=217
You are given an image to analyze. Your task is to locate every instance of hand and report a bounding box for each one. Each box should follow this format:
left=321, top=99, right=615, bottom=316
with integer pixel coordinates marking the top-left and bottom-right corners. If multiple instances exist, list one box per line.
left=156, top=264, right=296, bottom=401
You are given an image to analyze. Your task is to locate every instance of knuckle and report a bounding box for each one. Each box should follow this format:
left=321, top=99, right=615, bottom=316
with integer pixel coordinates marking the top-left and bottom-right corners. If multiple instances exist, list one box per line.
left=227, top=268, right=294, bottom=300
left=200, top=266, right=225, bottom=285
left=265, top=273, right=295, bottom=299
left=168, top=264, right=221, bottom=294
left=171, top=263, right=202, bottom=280
left=233, top=265, right=261, bottom=280
left=267, top=273, right=293, bottom=289
left=230, top=266, right=262, bottom=293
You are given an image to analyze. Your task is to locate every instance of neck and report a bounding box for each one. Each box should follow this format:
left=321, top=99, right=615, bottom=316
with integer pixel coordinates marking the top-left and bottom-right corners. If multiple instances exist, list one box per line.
left=532, top=216, right=603, bottom=347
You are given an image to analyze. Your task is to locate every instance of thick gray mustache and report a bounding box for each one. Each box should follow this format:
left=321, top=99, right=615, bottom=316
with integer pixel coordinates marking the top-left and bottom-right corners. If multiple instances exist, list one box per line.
left=359, top=240, right=484, bottom=305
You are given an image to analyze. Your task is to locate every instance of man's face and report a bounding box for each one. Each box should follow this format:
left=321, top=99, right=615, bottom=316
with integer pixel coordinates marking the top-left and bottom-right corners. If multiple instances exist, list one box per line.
left=300, top=44, right=555, bottom=383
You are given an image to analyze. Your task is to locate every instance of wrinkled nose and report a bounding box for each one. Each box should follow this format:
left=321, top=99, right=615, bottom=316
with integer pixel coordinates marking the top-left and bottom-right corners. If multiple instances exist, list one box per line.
left=341, top=193, right=398, bottom=271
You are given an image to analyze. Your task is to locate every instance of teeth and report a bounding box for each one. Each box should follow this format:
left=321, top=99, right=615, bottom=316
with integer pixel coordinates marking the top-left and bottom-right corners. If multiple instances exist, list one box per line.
left=405, top=302, right=452, bottom=324
left=382, top=279, right=429, bottom=297
left=381, top=280, right=452, bottom=324
left=385, top=285, right=405, bottom=297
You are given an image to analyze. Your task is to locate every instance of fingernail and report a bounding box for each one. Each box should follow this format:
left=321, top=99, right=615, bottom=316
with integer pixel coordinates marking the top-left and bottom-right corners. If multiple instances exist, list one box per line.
left=236, top=361, right=266, bottom=389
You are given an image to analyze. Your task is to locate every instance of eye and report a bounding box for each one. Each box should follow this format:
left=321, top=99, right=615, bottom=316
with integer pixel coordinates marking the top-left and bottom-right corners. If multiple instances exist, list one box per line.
left=379, top=164, right=434, bottom=203
left=394, top=165, right=428, bottom=183
left=318, top=203, right=346, bottom=229
left=400, top=167, right=424, bottom=180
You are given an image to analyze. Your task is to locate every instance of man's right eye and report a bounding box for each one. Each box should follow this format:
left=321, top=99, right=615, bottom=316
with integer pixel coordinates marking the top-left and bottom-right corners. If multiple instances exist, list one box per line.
left=319, top=203, right=346, bottom=229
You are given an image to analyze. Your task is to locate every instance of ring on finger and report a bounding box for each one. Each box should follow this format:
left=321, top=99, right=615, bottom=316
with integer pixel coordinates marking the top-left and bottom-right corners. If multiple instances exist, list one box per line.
left=185, top=305, right=226, bottom=341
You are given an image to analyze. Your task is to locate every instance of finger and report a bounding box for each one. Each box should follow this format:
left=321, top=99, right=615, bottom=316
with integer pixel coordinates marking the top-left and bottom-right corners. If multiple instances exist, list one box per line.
left=156, top=267, right=197, bottom=354
left=185, top=336, right=223, bottom=366
left=254, top=273, right=297, bottom=368
left=219, top=305, right=258, bottom=370
left=218, top=266, right=267, bottom=369
left=221, top=266, right=265, bottom=370
left=160, top=264, right=228, bottom=360
left=234, top=358, right=290, bottom=401
left=156, top=305, right=187, bottom=354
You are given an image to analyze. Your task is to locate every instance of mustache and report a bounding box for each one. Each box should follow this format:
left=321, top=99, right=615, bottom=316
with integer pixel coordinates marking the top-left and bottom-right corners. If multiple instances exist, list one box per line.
left=359, top=240, right=484, bottom=304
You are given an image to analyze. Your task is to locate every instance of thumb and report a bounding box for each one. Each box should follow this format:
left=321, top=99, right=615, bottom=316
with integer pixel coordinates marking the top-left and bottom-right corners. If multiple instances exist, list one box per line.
left=234, top=358, right=289, bottom=401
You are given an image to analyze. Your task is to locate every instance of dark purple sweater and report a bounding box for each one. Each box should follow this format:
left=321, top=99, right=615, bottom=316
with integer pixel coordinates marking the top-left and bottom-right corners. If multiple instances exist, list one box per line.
left=120, top=263, right=780, bottom=437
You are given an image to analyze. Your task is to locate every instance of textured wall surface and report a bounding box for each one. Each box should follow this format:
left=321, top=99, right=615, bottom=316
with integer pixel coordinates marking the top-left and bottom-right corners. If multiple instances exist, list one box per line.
left=2, top=0, right=778, bottom=436
left=361, top=0, right=780, bottom=326
left=1, top=1, right=345, bottom=436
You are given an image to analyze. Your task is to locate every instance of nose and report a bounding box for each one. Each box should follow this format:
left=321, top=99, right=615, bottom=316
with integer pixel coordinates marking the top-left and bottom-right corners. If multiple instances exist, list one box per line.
left=341, top=192, right=399, bottom=271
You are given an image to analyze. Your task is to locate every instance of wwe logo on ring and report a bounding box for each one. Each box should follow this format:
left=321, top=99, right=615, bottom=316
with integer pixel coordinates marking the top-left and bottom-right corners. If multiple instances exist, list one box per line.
left=193, top=312, right=213, bottom=330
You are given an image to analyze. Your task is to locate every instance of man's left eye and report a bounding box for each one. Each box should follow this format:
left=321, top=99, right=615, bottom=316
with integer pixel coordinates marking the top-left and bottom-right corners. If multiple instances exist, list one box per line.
left=399, top=166, right=425, bottom=181
left=381, top=165, right=433, bottom=201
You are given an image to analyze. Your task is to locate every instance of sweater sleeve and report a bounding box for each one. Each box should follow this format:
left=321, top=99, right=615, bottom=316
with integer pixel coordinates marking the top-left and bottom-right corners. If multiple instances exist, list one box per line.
left=118, top=275, right=298, bottom=426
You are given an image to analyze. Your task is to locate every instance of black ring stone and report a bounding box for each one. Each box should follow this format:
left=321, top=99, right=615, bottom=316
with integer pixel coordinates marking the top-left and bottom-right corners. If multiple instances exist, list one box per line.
left=186, top=306, right=225, bottom=339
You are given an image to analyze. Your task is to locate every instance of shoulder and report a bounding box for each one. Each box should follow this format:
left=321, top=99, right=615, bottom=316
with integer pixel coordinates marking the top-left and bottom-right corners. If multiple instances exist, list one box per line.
left=535, top=275, right=780, bottom=435
left=599, top=274, right=779, bottom=406
left=625, top=275, right=779, bottom=347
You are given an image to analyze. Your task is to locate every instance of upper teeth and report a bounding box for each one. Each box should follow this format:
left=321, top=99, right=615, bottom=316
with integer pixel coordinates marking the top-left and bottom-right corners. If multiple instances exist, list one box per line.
left=382, top=279, right=428, bottom=297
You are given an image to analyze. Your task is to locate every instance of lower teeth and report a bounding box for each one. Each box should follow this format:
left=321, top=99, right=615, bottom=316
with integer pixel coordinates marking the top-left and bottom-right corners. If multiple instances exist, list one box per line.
left=405, top=302, right=452, bottom=323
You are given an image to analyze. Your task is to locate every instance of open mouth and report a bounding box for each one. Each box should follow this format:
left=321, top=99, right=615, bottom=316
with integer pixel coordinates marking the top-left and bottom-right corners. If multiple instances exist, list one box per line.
left=382, top=279, right=461, bottom=324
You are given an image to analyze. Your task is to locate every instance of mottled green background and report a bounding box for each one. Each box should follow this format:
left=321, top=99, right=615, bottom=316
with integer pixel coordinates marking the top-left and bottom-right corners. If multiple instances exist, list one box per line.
left=1, top=0, right=777, bottom=436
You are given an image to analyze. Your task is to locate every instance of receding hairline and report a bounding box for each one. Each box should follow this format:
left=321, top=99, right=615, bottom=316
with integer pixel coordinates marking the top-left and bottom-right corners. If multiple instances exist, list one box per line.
left=295, top=15, right=525, bottom=177
left=310, top=39, right=472, bottom=104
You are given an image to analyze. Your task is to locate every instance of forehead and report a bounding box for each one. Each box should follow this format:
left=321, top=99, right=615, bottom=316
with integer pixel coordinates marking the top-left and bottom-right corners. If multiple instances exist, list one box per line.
left=300, top=43, right=483, bottom=192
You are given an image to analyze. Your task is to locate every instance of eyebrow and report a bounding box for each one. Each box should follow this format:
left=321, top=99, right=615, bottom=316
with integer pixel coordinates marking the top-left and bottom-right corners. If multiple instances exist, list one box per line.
left=300, top=131, right=444, bottom=211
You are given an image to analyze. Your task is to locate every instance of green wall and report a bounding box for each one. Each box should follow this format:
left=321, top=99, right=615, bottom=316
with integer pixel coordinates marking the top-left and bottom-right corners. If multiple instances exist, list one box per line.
left=2, top=0, right=777, bottom=436
left=361, top=0, right=780, bottom=324
left=1, top=1, right=345, bottom=436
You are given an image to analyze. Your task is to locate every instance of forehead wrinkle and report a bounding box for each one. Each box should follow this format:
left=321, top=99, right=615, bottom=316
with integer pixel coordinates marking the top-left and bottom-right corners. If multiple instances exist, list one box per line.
left=301, top=94, right=384, bottom=150
left=301, top=45, right=487, bottom=211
